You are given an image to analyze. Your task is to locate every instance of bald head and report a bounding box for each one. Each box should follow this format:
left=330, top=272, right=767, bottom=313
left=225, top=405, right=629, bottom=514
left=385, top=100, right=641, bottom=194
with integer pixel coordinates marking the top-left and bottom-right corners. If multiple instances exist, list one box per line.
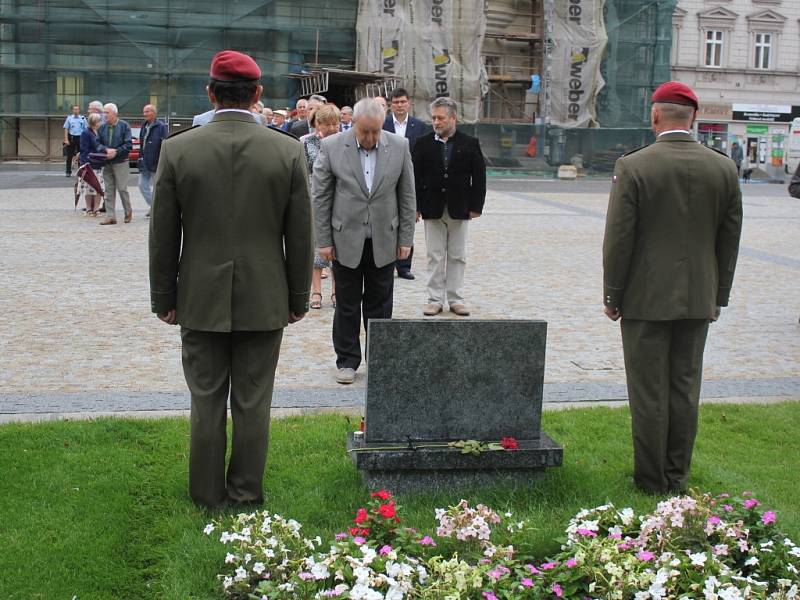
left=143, top=104, right=157, bottom=122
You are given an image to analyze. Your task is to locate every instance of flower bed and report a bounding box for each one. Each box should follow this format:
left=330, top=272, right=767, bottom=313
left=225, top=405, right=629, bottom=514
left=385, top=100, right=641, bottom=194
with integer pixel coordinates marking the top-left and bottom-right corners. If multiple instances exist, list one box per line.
left=206, top=491, right=800, bottom=599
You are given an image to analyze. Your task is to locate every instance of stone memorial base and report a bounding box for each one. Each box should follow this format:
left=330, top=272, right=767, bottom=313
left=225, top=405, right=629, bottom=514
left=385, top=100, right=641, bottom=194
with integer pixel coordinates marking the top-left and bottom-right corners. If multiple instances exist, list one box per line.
left=347, top=431, right=563, bottom=494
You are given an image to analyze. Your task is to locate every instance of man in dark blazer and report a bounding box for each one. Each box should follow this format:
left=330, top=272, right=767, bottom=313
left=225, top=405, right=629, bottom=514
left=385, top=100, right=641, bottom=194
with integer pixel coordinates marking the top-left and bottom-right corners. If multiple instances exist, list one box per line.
left=149, top=50, right=313, bottom=508
left=603, top=81, right=742, bottom=494
left=412, top=97, right=486, bottom=317
left=290, top=94, right=326, bottom=137
left=312, top=98, right=416, bottom=385
left=384, top=88, right=428, bottom=279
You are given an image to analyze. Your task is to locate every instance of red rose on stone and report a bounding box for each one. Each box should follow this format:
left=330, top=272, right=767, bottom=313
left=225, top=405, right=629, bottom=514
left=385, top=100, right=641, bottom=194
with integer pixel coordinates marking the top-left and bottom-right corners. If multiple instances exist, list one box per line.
left=354, top=508, right=369, bottom=524
left=378, top=501, right=397, bottom=520
left=371, top=489, right=392, bottom=500
left=500, top=437, right=519, bottom=450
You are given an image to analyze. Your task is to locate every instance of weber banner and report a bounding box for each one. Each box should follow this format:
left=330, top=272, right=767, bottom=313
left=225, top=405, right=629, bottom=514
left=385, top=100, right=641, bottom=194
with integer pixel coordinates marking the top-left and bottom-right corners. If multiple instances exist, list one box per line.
left=356, top=0, right=488, bottom=124
left=550, top=0, right=607, bottom=127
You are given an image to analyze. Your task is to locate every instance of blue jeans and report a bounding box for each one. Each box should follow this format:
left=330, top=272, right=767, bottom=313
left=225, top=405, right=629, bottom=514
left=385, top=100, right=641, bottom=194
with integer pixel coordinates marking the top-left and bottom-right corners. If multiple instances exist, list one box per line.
left=138, top=164, right=154, bottom=206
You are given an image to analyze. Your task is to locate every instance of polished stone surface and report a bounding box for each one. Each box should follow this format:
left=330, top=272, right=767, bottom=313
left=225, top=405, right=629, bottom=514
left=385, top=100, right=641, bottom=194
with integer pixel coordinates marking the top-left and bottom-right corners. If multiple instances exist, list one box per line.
left=364, top=319, right=547, bottom=443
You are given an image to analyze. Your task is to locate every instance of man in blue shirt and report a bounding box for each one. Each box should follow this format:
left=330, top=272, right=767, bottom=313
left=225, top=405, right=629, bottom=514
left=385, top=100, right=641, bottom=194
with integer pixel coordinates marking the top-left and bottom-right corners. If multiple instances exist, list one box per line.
left=137, top=104, right=169, bottom=217
left=62, top=105, right=87, bottom=177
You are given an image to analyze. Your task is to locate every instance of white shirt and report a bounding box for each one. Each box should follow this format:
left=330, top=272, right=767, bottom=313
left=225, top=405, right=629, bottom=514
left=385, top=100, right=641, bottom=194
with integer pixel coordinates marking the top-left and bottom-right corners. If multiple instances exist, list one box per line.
left=356, top=138, right=379, bottom=238
left=393, top=114, right=407, bottom=138
left=658, top=129, right=691, bottom=138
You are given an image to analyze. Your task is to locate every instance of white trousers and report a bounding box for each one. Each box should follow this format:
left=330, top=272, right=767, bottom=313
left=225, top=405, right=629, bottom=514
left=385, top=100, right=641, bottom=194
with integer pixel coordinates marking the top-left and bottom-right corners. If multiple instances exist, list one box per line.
left=424, top=208, right=469, bottom=306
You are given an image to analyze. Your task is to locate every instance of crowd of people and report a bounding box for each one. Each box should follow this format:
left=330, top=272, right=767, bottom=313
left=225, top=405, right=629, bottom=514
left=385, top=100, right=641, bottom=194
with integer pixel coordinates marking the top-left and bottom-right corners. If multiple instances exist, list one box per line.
left=62, top=50, right=748, bottom=509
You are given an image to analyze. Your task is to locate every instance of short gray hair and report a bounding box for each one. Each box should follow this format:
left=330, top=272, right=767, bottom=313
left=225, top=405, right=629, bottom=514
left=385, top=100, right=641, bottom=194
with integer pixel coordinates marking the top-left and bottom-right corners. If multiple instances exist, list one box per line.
left=652, top=102, right=695, bottom=124
left=352, top=98, right=386, bottom=121
left=89, top=100, right=103, bottom=111
left=309, top=94, right=327, bottom=105
left=430, top=97, right=457, bottom=118
left=103, top=102, right=119, bottom=114
left=341, top=106, right=353, bottom=115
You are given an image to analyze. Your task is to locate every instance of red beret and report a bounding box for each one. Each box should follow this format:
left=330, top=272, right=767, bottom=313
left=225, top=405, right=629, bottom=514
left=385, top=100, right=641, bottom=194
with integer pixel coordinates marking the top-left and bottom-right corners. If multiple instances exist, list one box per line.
left=651, top=81, right=698, bottom=110
left=210, top=50, right=261, bottom=81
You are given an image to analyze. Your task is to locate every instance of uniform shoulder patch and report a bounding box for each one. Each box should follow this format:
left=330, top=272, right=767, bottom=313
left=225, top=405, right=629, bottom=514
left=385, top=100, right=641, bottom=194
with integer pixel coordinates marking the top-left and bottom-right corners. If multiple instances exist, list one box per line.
left=268, top=127, right=299, bottom=141
left=622, top=144, right=648, bottom=157
left=166, top=125, right=199, bottom=139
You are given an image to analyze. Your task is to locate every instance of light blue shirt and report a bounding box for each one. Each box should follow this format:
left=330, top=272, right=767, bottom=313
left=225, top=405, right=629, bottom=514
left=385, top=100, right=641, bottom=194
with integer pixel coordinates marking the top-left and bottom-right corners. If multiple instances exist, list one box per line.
left=63, top=114, right=87, bottom=136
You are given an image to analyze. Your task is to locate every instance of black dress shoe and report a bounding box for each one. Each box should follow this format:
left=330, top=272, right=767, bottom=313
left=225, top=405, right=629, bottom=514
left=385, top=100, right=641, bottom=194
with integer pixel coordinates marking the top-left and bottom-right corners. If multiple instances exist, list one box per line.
left=397, top=271, right=415, bottom=280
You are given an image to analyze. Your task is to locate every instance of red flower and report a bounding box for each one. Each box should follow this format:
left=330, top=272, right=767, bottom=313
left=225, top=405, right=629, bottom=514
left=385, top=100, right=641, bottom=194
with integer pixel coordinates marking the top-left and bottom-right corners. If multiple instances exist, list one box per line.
left=378, top=502, right=397, bottom=520
left=349, top=527, right=360, bottom=536
left=500, top=437, right=519, bottom=450
left=371, top=489, right=392, bottom=500
left=354, top=508, right=369, bottom=524
left=359, top=528, right=371, bottom=536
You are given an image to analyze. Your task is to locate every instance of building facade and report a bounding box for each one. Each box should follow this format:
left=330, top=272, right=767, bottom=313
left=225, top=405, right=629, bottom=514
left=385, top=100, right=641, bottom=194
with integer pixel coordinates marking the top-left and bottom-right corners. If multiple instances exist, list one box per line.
left=672, top=0, right=800, bottom=173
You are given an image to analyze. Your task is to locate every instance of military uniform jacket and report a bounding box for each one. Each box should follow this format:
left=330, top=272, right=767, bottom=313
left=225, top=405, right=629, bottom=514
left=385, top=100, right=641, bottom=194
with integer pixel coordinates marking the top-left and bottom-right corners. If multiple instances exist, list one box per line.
left=149, top=111, right=314, bottom=332
left=603, top=132, right=743, bottom=320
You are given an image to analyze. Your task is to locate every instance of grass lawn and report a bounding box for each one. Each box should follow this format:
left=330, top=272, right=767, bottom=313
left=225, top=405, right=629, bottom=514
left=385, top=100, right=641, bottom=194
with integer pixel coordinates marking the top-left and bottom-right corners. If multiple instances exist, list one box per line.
left=1, top=402, right=798, bottom=599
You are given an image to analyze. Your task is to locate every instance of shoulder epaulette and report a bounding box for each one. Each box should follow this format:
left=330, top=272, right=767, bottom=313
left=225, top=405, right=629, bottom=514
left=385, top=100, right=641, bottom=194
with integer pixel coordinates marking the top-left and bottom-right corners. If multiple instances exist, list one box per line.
left=268, top=126, right=299, bottom=141
left=708, top=146, right=729, bottom=158
left=167, top=125, right=199, bottom=139
left=622, top=145, right=648, bottom=157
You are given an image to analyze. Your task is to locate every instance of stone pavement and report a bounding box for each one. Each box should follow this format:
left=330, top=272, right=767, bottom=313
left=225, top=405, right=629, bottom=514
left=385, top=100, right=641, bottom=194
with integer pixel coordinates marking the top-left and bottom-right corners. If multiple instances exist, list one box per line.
left=1, top=173, right=798, bottom=421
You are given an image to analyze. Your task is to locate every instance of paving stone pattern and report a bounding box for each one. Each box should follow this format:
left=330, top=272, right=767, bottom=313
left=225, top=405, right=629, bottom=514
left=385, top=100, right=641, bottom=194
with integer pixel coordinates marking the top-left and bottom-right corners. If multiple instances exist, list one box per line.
left=1, top=176, right=798, bottom=416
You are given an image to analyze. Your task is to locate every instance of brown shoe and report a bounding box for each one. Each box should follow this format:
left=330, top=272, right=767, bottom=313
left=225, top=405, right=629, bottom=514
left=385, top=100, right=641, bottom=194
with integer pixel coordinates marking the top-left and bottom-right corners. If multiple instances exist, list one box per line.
left=99, top=219, right=117, bottom=225
left=423, top=303, right=443, bottom=316
left=450, top=304, right=470, bottom=316
left=124, top=212, right=133, bottom=223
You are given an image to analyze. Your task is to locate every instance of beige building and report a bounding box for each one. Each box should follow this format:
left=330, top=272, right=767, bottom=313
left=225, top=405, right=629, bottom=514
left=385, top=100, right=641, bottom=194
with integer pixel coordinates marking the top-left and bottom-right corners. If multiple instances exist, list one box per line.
left=672, top=0, right=800, bottom=173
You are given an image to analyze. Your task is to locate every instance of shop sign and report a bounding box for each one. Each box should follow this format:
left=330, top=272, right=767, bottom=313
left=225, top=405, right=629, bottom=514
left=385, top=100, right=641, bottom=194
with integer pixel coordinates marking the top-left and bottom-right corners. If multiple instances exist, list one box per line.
left=698, top=102, right=732, bottom=121
left=732, top=104, right=800, bottom=123
left=746, top=124, right=769, bottom=134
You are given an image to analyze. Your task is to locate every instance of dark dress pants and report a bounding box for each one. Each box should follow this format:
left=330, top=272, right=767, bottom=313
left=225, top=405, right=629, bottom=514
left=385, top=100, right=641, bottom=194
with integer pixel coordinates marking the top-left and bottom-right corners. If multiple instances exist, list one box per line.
left=396, top=245, right=414, bottom=274
left=621, top=318, right=710, bottom=494
left=332, top=239, right=394, bottom=370
left=66, top=135, right=80, bottom=175
left=180, top=327, right=283, bottom=507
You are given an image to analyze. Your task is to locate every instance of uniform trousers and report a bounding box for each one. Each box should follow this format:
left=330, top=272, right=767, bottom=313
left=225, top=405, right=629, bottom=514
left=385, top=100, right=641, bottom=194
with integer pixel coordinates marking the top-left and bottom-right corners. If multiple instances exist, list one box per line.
left=424, top=208, right=469, bottom=306
left=180, top=327, right=283, bottom=507
left=332, top=240, right=394, bottom=370
left=620, top=318, right=710, bottom=494
left=66, top=135, right=80, bottom=175
left=102, top=162, right=132, bottom=220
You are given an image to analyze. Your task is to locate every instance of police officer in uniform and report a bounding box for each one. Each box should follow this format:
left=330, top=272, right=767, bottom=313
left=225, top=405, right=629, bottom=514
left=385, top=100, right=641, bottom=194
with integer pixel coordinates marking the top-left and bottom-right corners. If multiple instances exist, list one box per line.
left=602, top=81, right=743, bottom=494
left=149, top=50, right=313, bottom=508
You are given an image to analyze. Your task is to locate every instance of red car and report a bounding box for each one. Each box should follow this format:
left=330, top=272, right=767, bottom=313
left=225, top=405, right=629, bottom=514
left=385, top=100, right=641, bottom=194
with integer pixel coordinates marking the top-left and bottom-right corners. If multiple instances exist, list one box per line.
left=129, top=126, right=141, bottom=169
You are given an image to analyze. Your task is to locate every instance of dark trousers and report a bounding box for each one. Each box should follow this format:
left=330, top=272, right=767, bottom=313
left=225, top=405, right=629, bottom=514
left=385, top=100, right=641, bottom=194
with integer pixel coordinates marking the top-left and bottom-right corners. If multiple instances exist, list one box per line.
left=621, top=318, right=710, bottom=494
left=396, top=245, right=414, bottom=274
left=180, top=327, right=283, bottom=507
left=332, top=240, right=394, bottom=370
left=65, top=135, right=80, bottom=174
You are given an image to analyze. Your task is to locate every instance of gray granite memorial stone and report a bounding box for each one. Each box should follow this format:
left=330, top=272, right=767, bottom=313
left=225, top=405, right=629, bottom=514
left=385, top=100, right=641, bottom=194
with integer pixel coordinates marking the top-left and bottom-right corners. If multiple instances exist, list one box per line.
left=347, top=319, right=563, bottom=492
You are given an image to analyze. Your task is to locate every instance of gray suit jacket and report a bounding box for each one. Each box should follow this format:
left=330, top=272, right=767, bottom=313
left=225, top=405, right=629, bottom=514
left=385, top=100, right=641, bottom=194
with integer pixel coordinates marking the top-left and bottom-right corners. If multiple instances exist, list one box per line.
left=312, top=130, right=416, bottom=269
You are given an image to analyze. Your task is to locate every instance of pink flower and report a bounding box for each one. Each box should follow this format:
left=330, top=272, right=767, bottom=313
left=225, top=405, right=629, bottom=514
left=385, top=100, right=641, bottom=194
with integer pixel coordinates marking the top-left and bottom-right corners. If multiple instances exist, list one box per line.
left=636, top=551, right=655, bottom=561
left=379, top=544, right=393, bottom=555
left=334, top=532, right=348, bottom=540
left=566, top=558, right=578, bottom=568
left=723, top=504, right=733, bottom=512
left=521, top=578, right=534, bottom=588
left=540, top=561, right=558, bottom=570
left=762, top=511, right=776, bottom=525
left=744, top=499, right=760, bottom=510
left=576, top=528, right=597, bottom=537
left=608, top=531, right=622, bottom=540
left=707, top=516, right=721, bottom=526
left=618, top=542, right=632, bottom=552
left=353, top=536, right=366, bottom=545
left=482, top=592, right=499, bottom=600
left=719, top=493, right=731, bottom=498
left=552, top=582, right=564, bottom=597
left=419, top=536, right=437, bottom=546
left=527, top=564, right=540, bottom=574
left=298, top=572, right=314, bottom=580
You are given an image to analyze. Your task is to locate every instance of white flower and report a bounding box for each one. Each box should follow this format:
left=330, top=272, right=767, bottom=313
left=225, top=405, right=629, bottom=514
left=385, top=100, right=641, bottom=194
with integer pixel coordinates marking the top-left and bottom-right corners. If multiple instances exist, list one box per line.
left=234, top=566, right=248, bottom=581
left=744, top=556, right=759, bottom=567
left=311, top=561, right=331, bottom=580
left=353, top=566, right=372, bottom=584
left=689, top=552, right=708, bottom=567
left=252, top=562, right=266, bottom=575
left=244, top=553, right=252, bottom=564
left=203, top=523, right=215, bottom=535
left=718, top=588, right=743, bottom=600
left=264, top=548, right=275, bottom=558
left=222, top=576, right=233, bottom=589
left=360, top=545, right=377, bottom=565
left=225, top=553, right=237, bottom=564
left=219, top=531, right=233, bottom=543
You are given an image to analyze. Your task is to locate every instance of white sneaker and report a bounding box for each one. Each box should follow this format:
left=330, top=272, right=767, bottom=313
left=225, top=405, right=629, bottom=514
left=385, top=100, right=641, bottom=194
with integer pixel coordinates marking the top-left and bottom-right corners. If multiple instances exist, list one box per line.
left=336, top=367, right=356, bottom=384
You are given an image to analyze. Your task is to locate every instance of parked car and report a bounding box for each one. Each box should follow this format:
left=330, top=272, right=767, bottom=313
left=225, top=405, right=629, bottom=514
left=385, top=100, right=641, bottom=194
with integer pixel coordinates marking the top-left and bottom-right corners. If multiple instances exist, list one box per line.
left=129, top=126, right=140, bottom=169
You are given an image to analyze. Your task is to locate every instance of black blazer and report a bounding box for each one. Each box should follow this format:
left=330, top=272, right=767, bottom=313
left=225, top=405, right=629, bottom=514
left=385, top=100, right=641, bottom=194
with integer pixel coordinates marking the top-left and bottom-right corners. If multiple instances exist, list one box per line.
left=383, top=115, right=427, bottom=150
left=411, top=130, right=486, bottom=220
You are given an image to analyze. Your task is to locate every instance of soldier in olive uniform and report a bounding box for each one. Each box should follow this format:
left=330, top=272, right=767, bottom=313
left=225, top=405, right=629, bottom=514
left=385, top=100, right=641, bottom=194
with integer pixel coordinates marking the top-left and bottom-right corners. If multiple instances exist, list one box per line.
left=602, top=81, right=743, bottom=495
left=149, top=51, right=313, bottom=508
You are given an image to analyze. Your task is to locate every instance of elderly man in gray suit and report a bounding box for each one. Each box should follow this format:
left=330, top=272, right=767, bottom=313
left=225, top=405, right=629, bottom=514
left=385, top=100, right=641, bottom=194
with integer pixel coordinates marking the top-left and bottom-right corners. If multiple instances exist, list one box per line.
left=312, top=98, right=416, bottom=384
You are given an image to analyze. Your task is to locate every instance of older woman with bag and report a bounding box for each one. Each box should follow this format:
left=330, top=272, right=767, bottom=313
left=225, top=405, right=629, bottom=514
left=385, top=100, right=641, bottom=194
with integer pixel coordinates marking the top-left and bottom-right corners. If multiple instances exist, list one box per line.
left=77, top=113, right=107, bottom=216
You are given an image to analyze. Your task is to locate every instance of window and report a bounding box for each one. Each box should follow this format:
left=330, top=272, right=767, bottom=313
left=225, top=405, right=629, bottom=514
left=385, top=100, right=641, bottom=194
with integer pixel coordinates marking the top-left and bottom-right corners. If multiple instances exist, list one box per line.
left=754, top=33, right=772, bottom=69
left=705, top=30, right=723, bottom=66
left=56, top=75, right=84, bottom=113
